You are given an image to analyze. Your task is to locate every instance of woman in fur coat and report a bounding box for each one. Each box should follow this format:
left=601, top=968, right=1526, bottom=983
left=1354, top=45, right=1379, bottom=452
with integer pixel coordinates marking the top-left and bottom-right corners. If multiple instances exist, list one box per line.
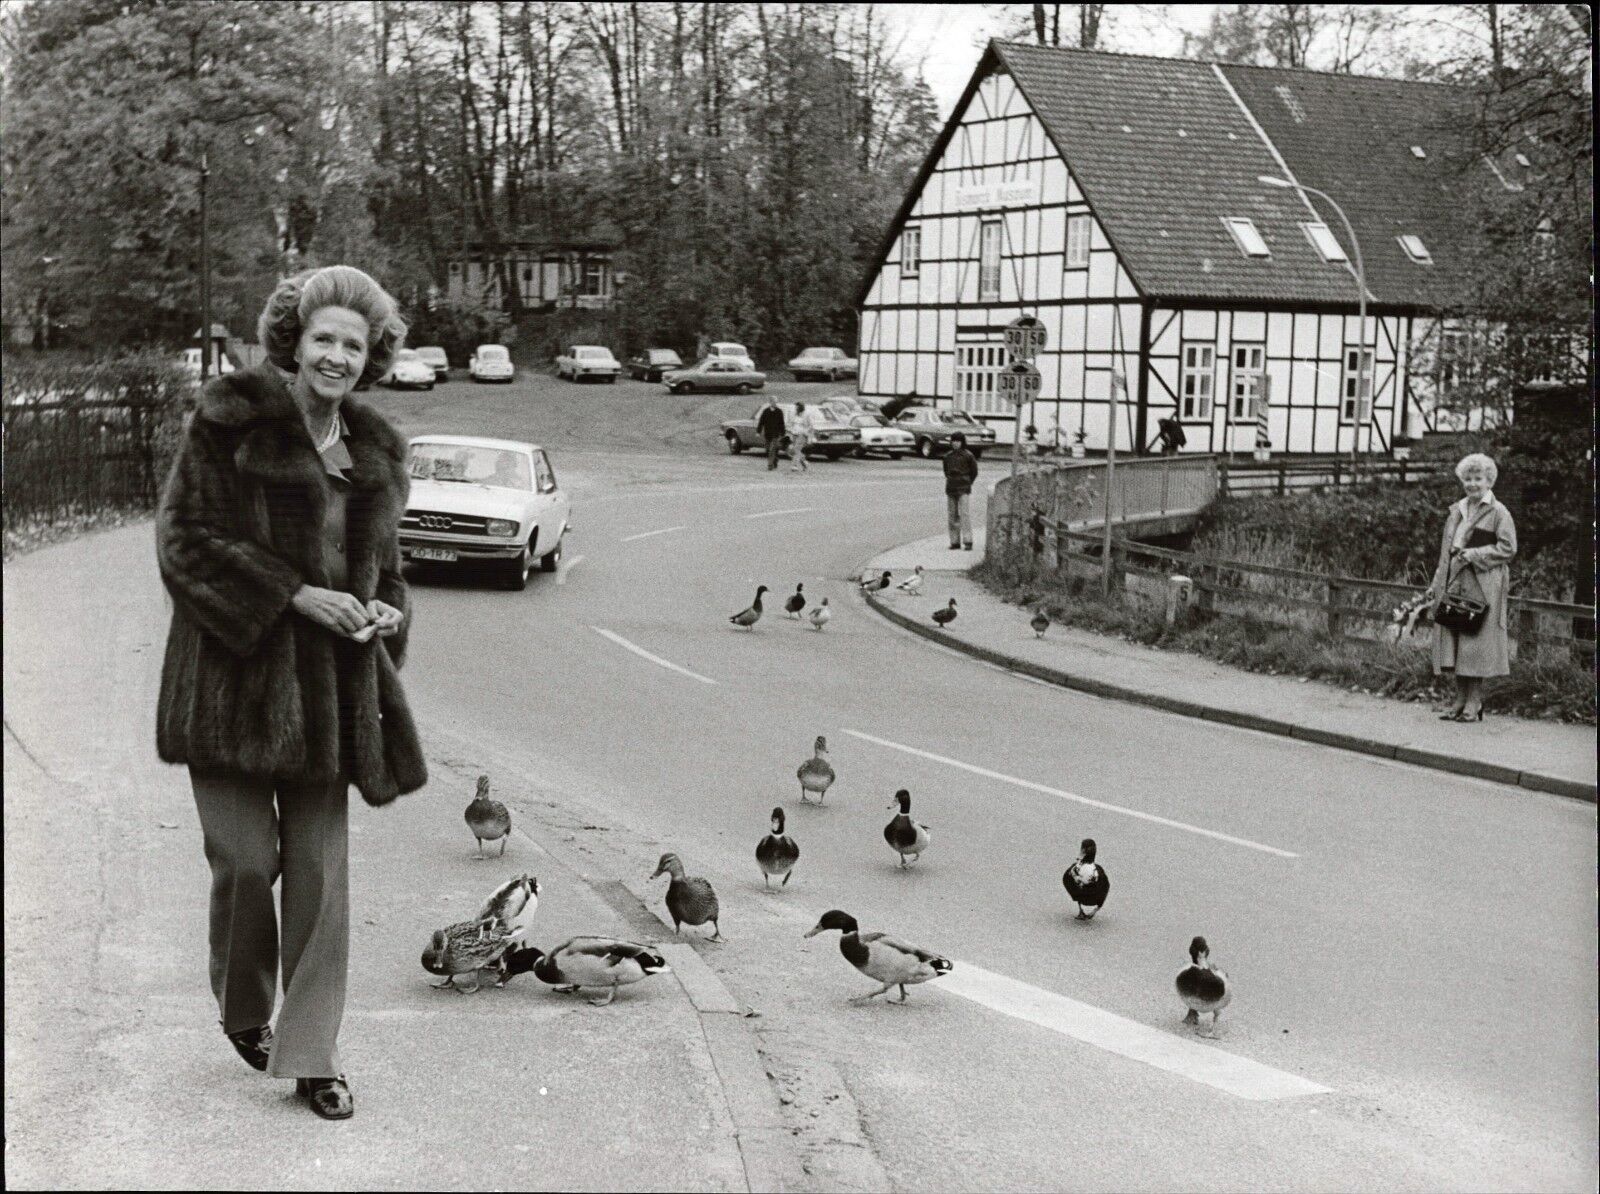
left=155, top=265, right=426, bottom=1120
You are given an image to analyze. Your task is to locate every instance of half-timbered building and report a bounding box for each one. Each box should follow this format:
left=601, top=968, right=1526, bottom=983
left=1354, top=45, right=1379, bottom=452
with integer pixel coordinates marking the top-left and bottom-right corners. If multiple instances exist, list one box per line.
left=856, top=42, right=1514, bottom=455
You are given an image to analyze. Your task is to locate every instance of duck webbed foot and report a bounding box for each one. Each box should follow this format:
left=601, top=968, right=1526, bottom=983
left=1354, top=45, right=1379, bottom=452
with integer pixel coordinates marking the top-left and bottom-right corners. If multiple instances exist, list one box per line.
left=1183, top=1009, right=1199, bottom=1025
left=588, top=986, right=618, bottom=1007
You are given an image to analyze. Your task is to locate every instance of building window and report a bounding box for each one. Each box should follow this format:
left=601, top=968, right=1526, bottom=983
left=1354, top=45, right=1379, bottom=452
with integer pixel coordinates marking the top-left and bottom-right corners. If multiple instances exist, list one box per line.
left=581, top=260, right=607, bottom=296
left=955, top=343, right=1007, bottom=416
left=1410, top=145, right=1427, bottom=159
left=1179, top=343, right=1214, bottom=419
left=1397, top=234, right=1432, bottom=264
left=1301, top=222, right=1348, bottom=262
left=1229, top=344, right=1264, bottom=419
left=1065, top=214, right=1091, bottom=269
left=978, top=220, right=1002, bottom=302
left=1222, top=217, right=1270, bottom=258
left=901, top=226, right=921, bottom=277
left=1341, top=347, right=1373, bottom=421
left=1437, top=328, right=1467, bottom=393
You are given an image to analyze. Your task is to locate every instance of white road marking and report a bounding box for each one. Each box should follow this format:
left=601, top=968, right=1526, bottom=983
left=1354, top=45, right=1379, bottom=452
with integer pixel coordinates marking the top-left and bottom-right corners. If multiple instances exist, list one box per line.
left=941, top=962, right=1331, bottom=1101
left=842, top=729, right=1299, bottom=858
left=620, top=525, right=686, bottom=542
left=745, top=507, right=815, bottom=520
left=555, top=554, right=585, bottom=585
left=589, top=626, right=718, bottom=686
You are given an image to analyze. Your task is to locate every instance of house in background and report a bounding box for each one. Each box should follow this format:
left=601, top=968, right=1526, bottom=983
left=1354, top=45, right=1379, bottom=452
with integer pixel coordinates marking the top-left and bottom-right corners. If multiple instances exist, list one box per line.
left=447, top=220, right=621, bottom=313
left=855, top=41, right=1532, bottom=455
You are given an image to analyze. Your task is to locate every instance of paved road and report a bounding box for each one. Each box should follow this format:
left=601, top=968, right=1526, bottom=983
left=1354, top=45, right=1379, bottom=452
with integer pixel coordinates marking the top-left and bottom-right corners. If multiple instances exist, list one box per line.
left=383, top=373, right=1596, bottom=1189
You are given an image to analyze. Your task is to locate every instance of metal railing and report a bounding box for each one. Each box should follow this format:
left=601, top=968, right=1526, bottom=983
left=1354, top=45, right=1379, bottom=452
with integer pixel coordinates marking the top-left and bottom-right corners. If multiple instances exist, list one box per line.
left=988, top=455, right=1219, bottom=541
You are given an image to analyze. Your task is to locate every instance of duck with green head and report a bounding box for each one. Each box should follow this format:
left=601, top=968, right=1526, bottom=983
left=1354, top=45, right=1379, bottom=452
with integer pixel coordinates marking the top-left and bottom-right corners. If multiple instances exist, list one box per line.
left=804, top=909, right=951, bottom=1003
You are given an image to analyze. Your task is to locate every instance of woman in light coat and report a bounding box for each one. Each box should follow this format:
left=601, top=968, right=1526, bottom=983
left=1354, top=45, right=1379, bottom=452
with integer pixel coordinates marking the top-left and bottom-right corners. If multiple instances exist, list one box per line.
left=1425, top=452, right=1517, bottom=721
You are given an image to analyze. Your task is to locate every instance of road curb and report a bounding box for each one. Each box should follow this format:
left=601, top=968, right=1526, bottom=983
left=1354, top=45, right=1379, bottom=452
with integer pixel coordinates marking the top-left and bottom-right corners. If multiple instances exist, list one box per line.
left=860, top=576, right=1597, bottom=804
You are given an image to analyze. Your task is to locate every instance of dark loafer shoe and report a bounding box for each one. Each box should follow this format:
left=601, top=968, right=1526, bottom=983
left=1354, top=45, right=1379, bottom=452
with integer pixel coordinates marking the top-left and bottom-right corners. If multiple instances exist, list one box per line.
left=296, top=1076, right=354, bottom=1120
left=226, top=1025, right=273, bottom=1072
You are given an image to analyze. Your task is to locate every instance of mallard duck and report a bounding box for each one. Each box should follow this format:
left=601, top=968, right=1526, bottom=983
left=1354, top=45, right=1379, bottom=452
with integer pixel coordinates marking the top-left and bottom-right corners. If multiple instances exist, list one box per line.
left=860, top=570, right=892, bottom=594
left=649, top=852, right=723, bottom=941
left=1062, top=839, right=1108, bottom=919
left=896, top=566, right=925, bottom=596
left=932, top=599, right=958, bottom=627
left=784, top=583, right=806, bottom=618
left=797, top=735, right=836, bottom=802
left=807, top=598, right=831, bottom=631
left=755, top=807, right=799, bottom=887
left=422, top=917, right=515, bottom=993
left=465, top=775, right=511, bottom=858
left=804, top=909, right=952, bottom=1003
left=729, top=585, right=768, bottom=630
left=883, top=789, right=931, bottom=867
left=1175, top=936, right=1232, bottom=1037
left=1031, top=608, right=1050, bottom=638
left=502, top=937, right=671, bottom=1006
left=476, top=873, right=540, bottom=944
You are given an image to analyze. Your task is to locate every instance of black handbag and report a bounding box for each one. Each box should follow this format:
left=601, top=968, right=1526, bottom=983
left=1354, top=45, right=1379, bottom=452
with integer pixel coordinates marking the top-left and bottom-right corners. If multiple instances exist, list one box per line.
left=1434, top=557, right=1489, bottom=634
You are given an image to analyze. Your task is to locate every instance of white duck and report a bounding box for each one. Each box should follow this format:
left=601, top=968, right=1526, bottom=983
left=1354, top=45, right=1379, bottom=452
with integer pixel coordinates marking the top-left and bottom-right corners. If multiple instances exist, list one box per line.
left=807, top=598, right=832, bottom=631
left=896, top=566, right=925, bottom=597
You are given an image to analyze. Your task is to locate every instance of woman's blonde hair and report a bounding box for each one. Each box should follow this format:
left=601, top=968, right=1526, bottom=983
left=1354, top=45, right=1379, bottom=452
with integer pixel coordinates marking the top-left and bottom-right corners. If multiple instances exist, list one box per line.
left=257, top=265, right=407, bottom=387
left=1454, top=452, right=1498, bottom=485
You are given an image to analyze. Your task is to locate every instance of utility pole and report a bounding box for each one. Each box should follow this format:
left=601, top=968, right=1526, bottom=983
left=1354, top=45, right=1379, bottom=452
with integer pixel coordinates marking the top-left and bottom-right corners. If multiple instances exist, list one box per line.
left=199, top=150, right=212, bottom=381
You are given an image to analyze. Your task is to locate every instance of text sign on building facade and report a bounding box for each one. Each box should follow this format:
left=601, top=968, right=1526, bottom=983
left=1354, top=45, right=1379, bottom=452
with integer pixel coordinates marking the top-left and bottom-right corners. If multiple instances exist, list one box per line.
left=952, top=180, right=1041, bottom=210
left=1004, top=315, right=1048, bottom=362
left=997, top=360, right=1042, bottom=404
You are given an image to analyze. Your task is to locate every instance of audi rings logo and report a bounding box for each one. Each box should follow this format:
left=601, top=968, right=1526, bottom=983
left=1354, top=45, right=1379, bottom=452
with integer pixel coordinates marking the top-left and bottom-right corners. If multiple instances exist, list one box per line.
left=419, top=514, right=453, bottom=531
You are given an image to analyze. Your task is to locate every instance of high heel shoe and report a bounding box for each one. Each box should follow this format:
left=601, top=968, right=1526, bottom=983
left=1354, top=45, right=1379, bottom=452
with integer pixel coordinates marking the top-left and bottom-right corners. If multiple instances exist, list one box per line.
left=1438, top=708, right=1467, bottom=721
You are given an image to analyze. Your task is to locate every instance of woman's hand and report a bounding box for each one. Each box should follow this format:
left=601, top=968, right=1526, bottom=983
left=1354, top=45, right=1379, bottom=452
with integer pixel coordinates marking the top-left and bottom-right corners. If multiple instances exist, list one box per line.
left=365, top=598, right=404, bottom=638
left=292, top=585, right=373, bottom=637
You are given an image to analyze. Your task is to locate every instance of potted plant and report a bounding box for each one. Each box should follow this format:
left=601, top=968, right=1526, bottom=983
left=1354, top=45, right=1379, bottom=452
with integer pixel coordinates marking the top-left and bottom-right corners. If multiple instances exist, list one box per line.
left=1070, top=428, right=1087, bottom=458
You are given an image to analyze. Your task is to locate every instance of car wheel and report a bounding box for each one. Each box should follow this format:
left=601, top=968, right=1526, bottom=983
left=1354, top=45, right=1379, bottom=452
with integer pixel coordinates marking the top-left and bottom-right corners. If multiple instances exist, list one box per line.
left=853, top=445, right=866, bottom=458
left=917, top=437, right=935, bottom=459
left=825, top=449, right=845, bottom=462
left=539, top=533, right=563, bottom=572
left=606, top=375, right=617, bottom=384
left=673, top=382, right=692, bottom=394
left=504, top=540, right=533, bottom=591
left=736, top=382, right=752, bottom=395
left=726, top=432, right=744, bottom=454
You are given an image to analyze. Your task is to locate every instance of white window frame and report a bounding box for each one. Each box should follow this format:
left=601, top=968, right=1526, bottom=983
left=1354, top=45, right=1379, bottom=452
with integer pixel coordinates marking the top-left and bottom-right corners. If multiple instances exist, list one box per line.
left=1397, top=234, right=1432, bottom=264
left=581, top=260, right=607, bottom=295
left=1229, top=344, right=1264, bottom=419
left=1301, top=222, right=1348, bottom=262
left=1341, top=347, right=1374, bottom=422
left=1222, top=217, right=1271, bottom=258
left=978, top=220, right=1002, bottom=302
left=955, top=343, right=1008, bottom=416
left=901, top=226, right=921, bottom=277
left=1065, top=213, right=1091, bottom=269
left=1179, top=342, right=1215, bottom=420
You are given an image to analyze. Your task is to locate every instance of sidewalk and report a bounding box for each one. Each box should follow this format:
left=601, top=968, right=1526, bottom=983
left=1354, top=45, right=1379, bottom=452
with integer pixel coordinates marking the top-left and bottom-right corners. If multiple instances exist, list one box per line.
left=861, top=534, right=1597, bottom=802
left=2, top=523, right=796, bottom=1191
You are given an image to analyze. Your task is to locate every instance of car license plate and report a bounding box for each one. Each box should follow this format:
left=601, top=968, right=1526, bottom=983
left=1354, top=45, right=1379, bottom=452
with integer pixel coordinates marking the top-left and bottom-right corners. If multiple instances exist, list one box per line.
left=411, top=547, right=457, bottom=562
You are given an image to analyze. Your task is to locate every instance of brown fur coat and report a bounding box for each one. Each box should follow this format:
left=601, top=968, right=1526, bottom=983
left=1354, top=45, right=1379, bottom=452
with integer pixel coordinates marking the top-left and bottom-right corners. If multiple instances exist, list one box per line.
left=155, top=366, right=427, bottom=804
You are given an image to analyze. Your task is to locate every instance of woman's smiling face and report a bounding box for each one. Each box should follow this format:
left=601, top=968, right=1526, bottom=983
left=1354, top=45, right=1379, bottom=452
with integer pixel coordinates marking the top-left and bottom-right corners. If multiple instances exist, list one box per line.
left=1459, top=466, right=1489, bottom=499
left=295, top=305, right=370, bottom=402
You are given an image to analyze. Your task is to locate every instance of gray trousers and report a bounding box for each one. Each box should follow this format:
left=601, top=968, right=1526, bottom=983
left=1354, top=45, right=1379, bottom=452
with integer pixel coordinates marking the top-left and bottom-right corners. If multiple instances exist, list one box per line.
left=947, top=492, right=972, bottom=546
left=190, top=768, right=349, bottom=1079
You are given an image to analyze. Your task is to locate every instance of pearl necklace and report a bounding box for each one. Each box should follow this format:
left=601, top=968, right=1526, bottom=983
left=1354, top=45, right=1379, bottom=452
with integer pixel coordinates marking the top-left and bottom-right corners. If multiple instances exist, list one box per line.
left=311, top=410, right=341, bottom=451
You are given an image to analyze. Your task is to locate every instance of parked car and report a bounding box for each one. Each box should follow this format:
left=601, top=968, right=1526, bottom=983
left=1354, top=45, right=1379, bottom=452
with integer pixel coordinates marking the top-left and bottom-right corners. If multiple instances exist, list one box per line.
left=400, top=435, right=570, bottom=591
left=720, top=401, right=861, bottom=461
left=469, top=344, right=515, bottom=383
left=707, top=342, right=755, bottom=371
left=821, top=396, right=884, bottom=421
left=414, top=346, right=450, bottom=380
left=555, top=345, right=621, bottom=383
left=178, top=347, right=234, bottom=381
left=663, top=359, right=766, bottom=394
left=384, top=347, right=436, bottom=390
left=627, top=348, right=684, bottom=382
left=845, top=413, right=916, bottom=459
left=893, top=406, right=997, bottom=458
left=787, top=346, right=858, bottom=381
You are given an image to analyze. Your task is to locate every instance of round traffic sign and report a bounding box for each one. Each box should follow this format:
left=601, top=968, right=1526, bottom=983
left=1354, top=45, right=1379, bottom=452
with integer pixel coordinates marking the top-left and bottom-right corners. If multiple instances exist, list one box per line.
left=996, top=360, right=1042, bottom=404
left=1004, top=315, right=1048, bottom=361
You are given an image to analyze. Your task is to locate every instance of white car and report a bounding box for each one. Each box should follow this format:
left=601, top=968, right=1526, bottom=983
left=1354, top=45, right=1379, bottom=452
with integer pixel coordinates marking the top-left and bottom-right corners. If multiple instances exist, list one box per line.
left=178, top=347, right=234, bottom=380
left=384, top=348, right=436, bottom=390
left=845, top=413, right=915, bottom=459
left=707, top=341, right=755, bottom=371
left=788, top=346, right=858, bottom=381
left=400, top=436, right=571, bottom=591
left=555, top=345, right=621, bottom=383
left=469, top=344, right=515, bottom=383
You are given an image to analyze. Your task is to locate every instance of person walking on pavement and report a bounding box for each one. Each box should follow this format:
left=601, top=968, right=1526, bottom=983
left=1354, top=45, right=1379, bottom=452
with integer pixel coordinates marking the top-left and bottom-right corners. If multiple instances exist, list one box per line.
left=790, top=401, right=814, bottom=472
left=155, top=265, right=427, bottom=1121
left=943, top=432, right=979, bottom=550
left=757, top=396, right=786, bottom=471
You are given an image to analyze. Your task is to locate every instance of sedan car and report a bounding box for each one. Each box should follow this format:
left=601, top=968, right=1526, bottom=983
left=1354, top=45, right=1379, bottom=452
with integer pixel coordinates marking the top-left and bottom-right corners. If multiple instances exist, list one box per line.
left=400, top=436, right=570, bottom=591
left=663, top=359, right=766, bottom=394
left=894, top=406, right=997, bottom=458
left=555, top=345, right=621, bottom=383
left=845, top=413, right=915, bottom=459
left=178, top=347, right=234, bottom=380
left=469, top=344, right=515, bottom=383
left=414, top=346, right=450, bottom=380
left=787, top=346, right=858, bottom=381
left=384, top=347, right=436, bottom=390
left=721, top=401, right=861, bottom=461
left=627, top=348, right=684, bottom=382
left=707, top=342, right=755, bottom=371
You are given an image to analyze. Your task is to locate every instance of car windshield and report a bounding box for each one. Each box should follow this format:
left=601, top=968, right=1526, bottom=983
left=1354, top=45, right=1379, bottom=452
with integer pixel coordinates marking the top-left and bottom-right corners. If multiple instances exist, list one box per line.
left=417, top=348, right=445, bottom=360
left=714, top=345, right=746, bottom=356
left=850, top=414, right=889, bottom=428
left=938, top=411, right=978, bottom=425
left=801, top=348, right=836, bottom=359
left=396, top=349, right=421, bottom=362
left=650, top=350, right=680, bottom=363
left=478, top=346, right=509, bottom=361
left=575, top=347, right=610, bottom=359
left=408, top=444, right=531, bottom=491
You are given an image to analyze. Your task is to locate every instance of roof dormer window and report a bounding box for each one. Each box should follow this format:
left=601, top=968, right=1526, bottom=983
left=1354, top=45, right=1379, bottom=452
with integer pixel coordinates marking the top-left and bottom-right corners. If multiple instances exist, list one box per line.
left=1222, top=217, right=1271, bottom=258
left=1410, top=145, right=1427, bottom=159
left=1301, top=222, right=1348, bottom=262
left=1514, top=152, right=1531, bottom=167
left=1397, top=234, right=1432, bottom=264
left=1484, top=156, right=1523, bottom=192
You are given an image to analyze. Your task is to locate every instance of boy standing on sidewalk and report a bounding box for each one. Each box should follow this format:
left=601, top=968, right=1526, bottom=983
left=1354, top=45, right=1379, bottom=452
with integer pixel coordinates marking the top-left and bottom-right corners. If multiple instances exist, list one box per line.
left=943, top=432, right=978, bottom=549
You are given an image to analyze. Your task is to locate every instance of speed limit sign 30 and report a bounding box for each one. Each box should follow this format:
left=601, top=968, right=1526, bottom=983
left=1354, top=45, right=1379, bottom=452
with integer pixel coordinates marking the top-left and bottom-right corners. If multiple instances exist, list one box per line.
left=997, top=360, right=1042, bottom=405
left=1004, top=314, right=1048, bottom=361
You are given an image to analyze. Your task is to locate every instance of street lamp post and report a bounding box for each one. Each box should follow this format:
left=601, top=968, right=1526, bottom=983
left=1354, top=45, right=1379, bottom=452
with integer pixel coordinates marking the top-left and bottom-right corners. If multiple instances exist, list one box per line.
left=1259, top=175, right=1367, bottom=473
left=199, top=150, right=212, bottom=381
